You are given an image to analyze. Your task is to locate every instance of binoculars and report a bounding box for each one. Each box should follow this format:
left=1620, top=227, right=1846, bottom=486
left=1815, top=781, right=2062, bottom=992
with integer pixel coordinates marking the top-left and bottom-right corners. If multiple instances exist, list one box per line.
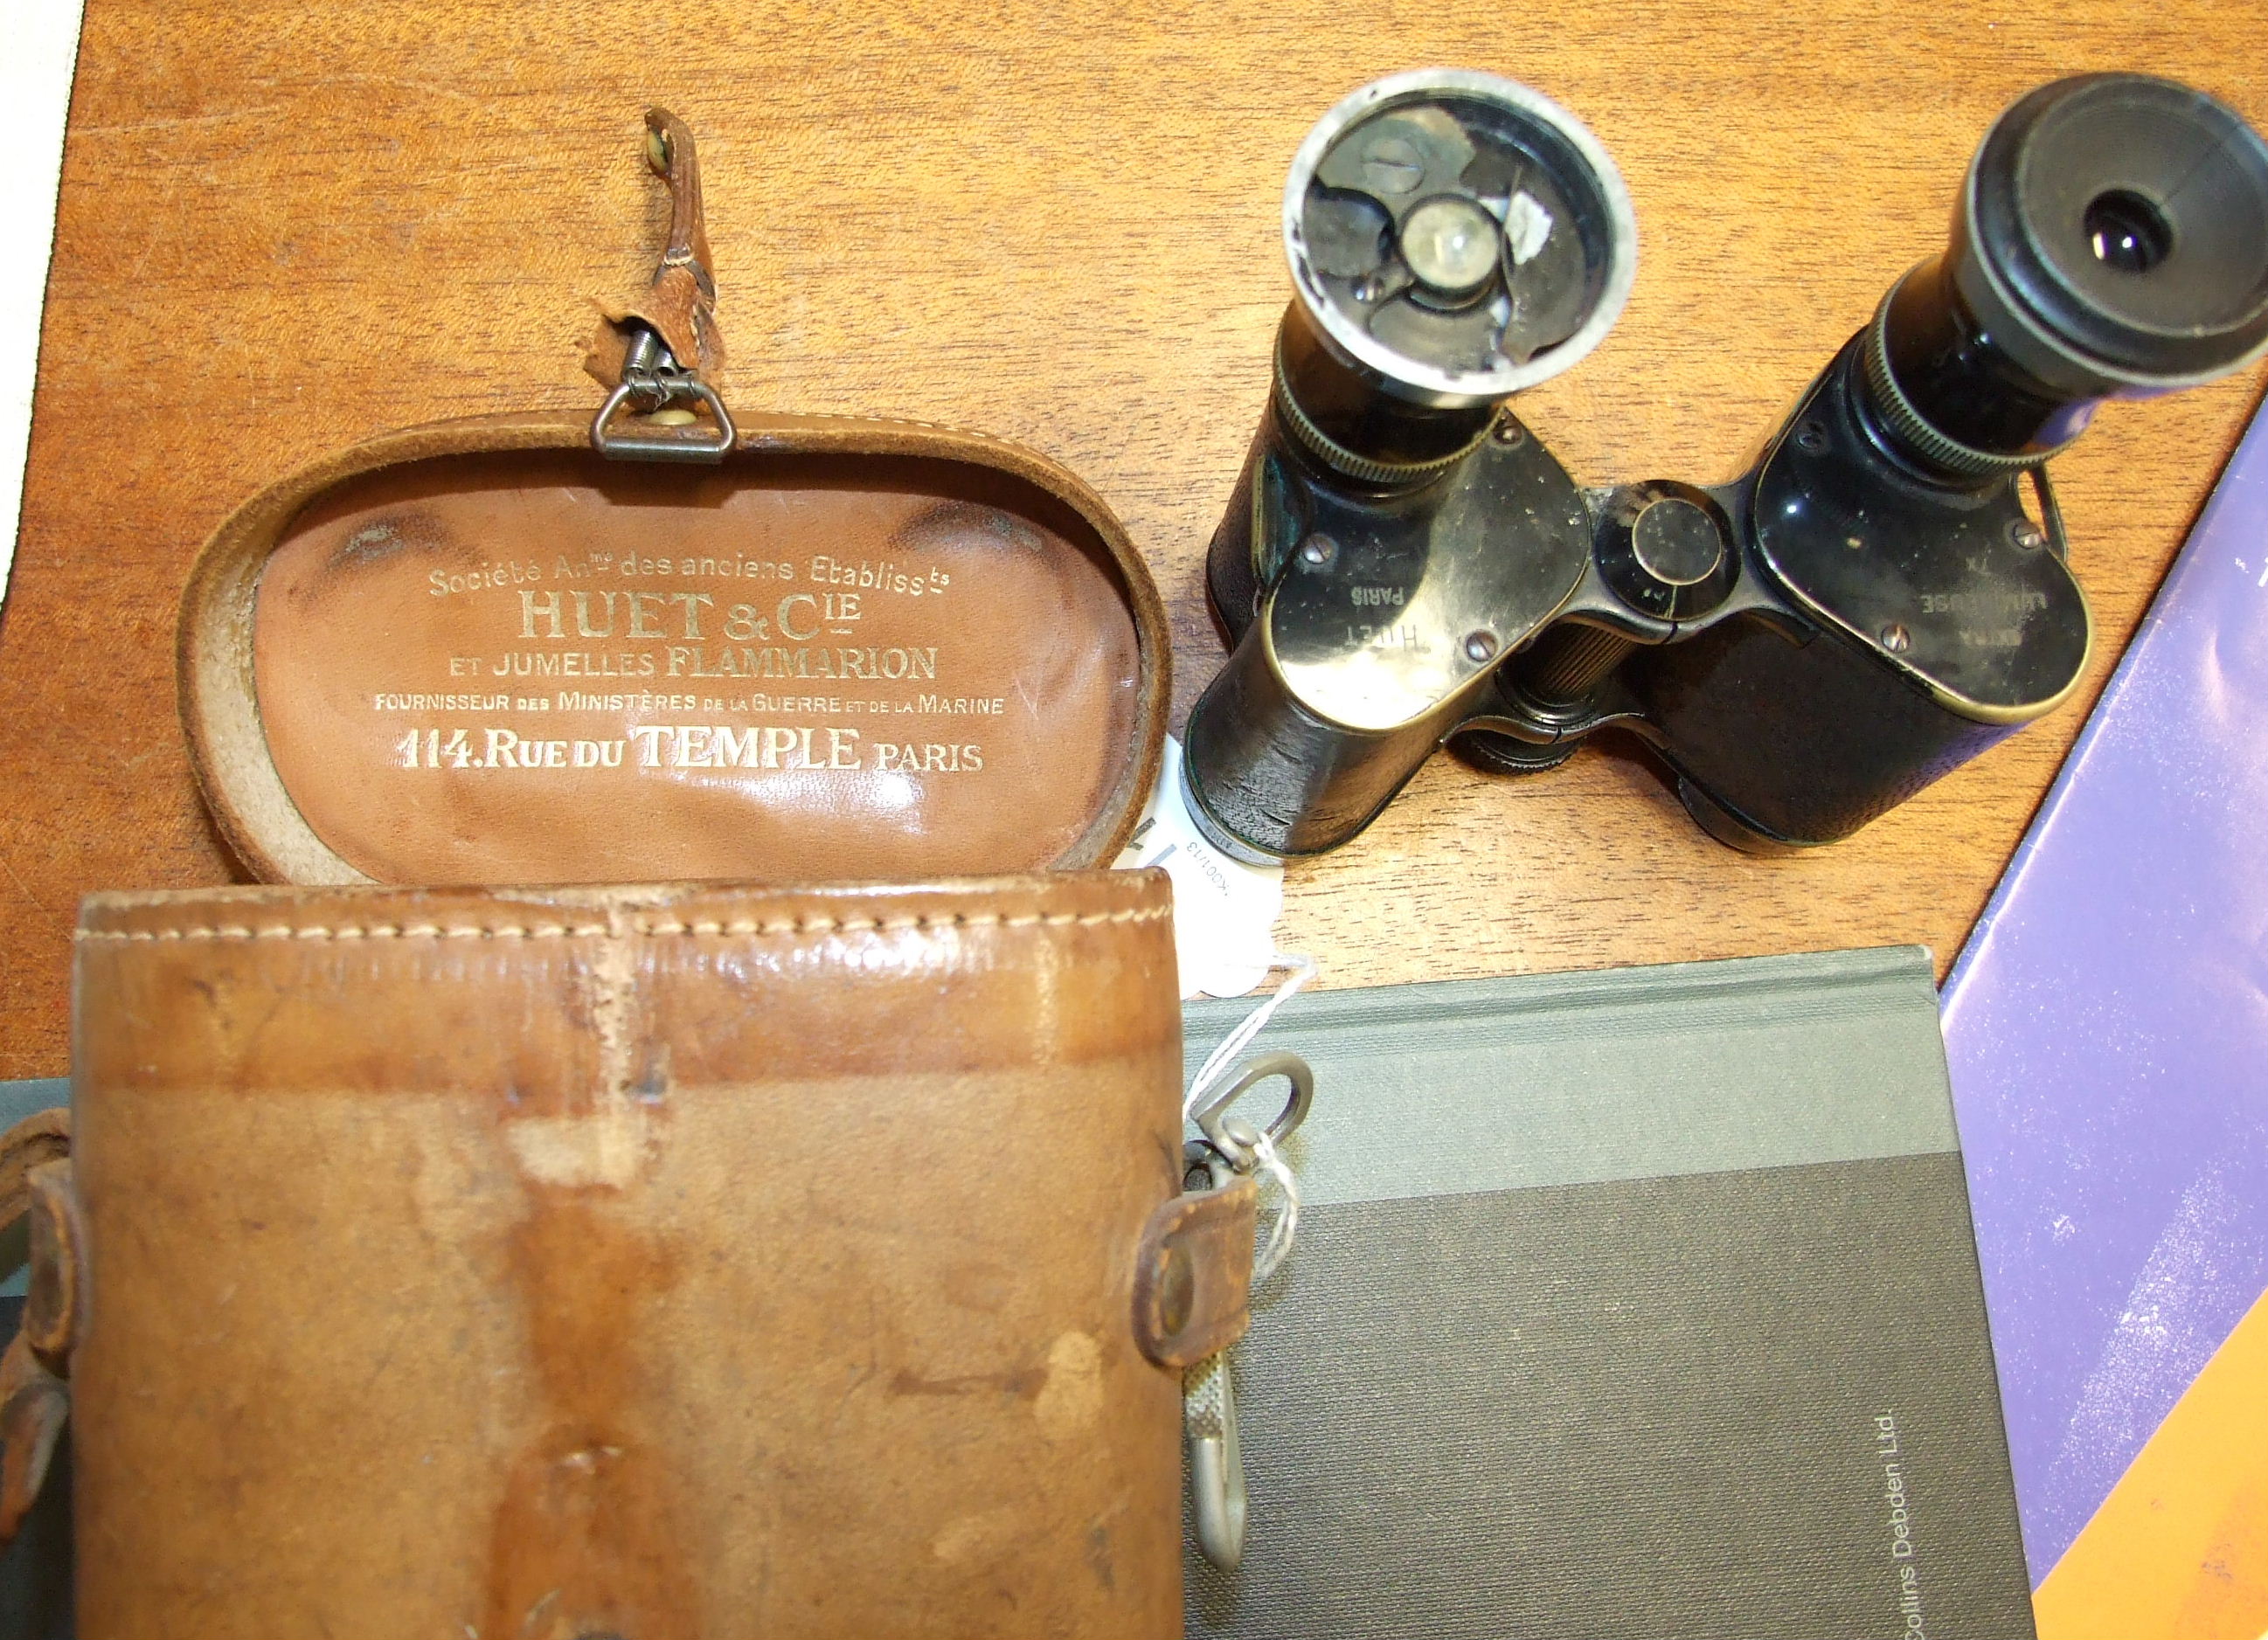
left=1183, top=69, right=2268, bottom=860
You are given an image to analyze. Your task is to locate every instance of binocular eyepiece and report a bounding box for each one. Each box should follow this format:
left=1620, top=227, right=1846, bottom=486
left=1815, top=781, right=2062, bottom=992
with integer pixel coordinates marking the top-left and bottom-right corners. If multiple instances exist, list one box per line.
left=1183, top=70, right=2268, bottom=862
left=1880, top=74, right=2268, bottom=473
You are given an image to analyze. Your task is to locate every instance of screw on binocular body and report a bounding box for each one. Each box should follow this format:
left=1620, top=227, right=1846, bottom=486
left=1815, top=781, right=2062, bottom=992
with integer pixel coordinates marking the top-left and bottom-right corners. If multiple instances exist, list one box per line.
left=2008, top=519, right=2046, bottom=550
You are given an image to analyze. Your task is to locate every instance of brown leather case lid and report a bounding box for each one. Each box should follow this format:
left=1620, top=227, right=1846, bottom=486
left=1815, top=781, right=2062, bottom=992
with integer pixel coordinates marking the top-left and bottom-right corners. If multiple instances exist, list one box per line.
left=181, top=411, right=1169, bottom=885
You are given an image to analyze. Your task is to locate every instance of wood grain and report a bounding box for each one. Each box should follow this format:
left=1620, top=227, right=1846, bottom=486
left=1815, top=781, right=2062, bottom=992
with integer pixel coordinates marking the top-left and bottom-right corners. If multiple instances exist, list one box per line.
left=1, top=0, right=2262, bottom=1076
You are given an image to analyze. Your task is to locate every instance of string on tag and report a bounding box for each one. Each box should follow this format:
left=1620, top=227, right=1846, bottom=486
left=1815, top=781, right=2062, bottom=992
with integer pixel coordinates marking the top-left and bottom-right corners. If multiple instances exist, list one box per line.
left=1182, top=951, right=1317, bottom=1574
left=1184, top=951, right=1317, bottom=1125
left=1247, top=1126, right=1299, bottom=1286
left=1184, top=951, right=1316, bottom=1286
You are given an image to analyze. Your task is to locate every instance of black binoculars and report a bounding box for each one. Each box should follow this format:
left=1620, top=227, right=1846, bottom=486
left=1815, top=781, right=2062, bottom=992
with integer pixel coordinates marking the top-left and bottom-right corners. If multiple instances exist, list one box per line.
left=1183, top=69, right=2268, bottom=860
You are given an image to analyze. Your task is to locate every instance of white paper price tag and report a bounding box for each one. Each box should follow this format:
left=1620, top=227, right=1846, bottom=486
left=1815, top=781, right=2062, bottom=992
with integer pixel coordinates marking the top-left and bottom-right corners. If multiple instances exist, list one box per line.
left=1113, top=737, right=1285, bottom=999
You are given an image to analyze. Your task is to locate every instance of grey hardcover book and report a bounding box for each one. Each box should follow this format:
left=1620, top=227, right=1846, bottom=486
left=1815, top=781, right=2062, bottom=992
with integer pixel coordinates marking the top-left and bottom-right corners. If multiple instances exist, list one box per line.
left=1182, top=947, right=2036, bottom=1640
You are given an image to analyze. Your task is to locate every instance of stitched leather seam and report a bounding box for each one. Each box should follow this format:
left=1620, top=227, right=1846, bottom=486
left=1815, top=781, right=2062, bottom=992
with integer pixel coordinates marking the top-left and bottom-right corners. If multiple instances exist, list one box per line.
left=75, top=906, right=1169, bottom=944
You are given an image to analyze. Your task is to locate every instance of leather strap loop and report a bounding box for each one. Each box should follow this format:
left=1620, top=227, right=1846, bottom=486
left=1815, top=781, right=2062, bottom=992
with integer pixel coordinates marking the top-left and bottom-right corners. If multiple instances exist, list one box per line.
left=0, top=1107, right=66, bottom=1211
left=24, top=1161, right=83, bottom=1370
left=1132, top=1173, right=1259, bottom=1368
left=0, top=1110, right=74, bottom=1547
left=585, top=107, right=727, bottom=388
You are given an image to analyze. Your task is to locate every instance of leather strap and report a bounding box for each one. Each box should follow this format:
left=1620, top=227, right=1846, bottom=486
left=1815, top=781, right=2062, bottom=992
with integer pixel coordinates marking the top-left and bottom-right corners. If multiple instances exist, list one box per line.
left=585, top=107, right=726, bottom=386
left=1132, top=1173, right=1259, bottom=1368
left=0, top=1111, right=74, bottom=1545
left=0, top=1107, right=66, bottom=1208
left=179, top=408, right=1170, bottom=886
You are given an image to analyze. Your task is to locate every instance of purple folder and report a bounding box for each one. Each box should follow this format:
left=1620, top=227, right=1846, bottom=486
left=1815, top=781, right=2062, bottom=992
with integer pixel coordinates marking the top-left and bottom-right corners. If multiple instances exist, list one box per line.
left=1942, top=389, right=2268, bottom=1583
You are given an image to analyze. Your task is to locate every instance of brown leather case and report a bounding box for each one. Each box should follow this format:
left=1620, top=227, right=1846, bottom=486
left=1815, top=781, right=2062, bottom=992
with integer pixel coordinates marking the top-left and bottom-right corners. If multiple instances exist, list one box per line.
left=0, top=870, right=1257, bottom=1640
left=177, top=108, right=1169, bottom=892
left=180, top=412, right=1169, bottom=887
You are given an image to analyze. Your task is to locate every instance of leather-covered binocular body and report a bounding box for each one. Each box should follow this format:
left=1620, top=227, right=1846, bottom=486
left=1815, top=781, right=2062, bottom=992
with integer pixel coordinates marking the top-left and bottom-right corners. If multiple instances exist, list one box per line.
left=1184, top=71, right=2268, bottom=860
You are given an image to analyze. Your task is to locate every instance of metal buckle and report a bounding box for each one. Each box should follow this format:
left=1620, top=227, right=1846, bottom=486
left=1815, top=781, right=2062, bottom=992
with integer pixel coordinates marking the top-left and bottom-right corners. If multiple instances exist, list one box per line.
left=1189, top=1050, right=1314, bottom=1173
left=1182, top=1050, right=1313, bottom=1574
left=1182, top=1142, right=1252, bottom=1574
left=589, top=324, right=736, bottom=463
left=1187, top=1351, right=1249, bottom=1572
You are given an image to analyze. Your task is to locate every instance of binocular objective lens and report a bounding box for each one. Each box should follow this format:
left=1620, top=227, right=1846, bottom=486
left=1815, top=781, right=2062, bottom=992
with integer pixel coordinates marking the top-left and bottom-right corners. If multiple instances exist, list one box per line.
left=1284, top=70, right=1638, bottom=404
left=1400, top=196, right=1502, bottom=300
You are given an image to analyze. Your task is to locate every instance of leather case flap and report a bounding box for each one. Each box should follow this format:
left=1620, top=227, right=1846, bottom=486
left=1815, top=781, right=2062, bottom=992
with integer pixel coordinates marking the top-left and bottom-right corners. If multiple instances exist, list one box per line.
left=180, top=411, right=1169, bottom=885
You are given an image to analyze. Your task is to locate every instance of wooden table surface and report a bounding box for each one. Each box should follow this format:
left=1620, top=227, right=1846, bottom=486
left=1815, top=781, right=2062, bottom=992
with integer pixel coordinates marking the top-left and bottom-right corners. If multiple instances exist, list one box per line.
left=1, top=0, right=2262, bottom=1077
